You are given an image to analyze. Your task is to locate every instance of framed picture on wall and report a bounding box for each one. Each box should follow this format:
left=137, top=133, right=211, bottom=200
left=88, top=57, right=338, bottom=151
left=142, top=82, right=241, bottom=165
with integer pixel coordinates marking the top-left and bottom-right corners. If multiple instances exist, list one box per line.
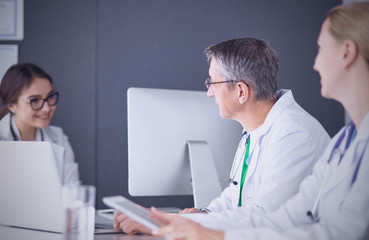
left=0, top=0, right=24, bottom=40
left=0, top=44, right=18, bottom=81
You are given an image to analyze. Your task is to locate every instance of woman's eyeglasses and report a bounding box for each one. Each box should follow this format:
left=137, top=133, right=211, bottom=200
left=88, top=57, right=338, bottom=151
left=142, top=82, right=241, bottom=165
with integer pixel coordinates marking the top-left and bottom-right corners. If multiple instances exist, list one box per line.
left=25, top=92, right=59, bottom=111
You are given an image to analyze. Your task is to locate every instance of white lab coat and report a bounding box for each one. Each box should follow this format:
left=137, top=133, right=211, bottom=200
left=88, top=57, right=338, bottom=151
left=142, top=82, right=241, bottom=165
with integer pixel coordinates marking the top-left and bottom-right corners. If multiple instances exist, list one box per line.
left=0, top=113, right=79, bottom=185
left=206, top=89, right=331, bottom=214
left=186, top=112, right=369, bottom=240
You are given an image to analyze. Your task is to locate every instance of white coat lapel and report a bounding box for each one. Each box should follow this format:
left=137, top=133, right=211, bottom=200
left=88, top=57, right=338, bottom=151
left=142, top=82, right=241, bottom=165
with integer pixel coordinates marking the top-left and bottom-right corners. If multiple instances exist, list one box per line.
left=0, top=114, right=13, bottom=140
left=242, top=90, right=294, bottom=183
left=231, top=168, right=243, bottom=209
left=322, top=152, right=352, bottom=197
left=323, top=136, right=366, bottom=196
left=49, top=142, right=65, bottom=183
left=244, top=136, right=261, bottom=183
left=321, top=122, right=360, bottom=197
left=43, top=130, right=65, bottom=184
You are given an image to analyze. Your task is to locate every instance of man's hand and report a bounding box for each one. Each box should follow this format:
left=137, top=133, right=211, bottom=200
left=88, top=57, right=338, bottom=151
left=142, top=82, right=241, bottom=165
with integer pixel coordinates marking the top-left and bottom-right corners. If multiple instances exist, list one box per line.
left=113, top=210, right=152, bottom=235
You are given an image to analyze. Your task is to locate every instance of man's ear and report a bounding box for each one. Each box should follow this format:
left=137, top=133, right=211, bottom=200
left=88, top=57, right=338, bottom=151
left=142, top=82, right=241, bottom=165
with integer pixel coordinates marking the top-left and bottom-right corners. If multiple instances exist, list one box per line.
left=237, top=82, right=249, bottom=104
left=342, top=39, right=358, bottom=68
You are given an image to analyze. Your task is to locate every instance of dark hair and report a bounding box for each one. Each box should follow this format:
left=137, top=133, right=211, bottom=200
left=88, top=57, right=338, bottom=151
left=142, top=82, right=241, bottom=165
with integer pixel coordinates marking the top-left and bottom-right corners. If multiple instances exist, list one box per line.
left=0, top=63, right=53, bottom=119
left=204, top=38, right=278, bottom=101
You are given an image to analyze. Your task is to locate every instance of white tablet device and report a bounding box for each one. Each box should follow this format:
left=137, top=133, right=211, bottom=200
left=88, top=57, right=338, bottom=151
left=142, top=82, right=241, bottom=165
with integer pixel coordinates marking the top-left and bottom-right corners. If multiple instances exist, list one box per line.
left=102, top=195, right=159, bottom=231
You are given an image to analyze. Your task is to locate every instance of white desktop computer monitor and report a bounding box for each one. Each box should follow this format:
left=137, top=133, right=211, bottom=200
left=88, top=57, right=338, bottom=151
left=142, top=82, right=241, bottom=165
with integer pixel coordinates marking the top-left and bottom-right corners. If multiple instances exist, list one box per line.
left=127, top=87, right=242, bottom=207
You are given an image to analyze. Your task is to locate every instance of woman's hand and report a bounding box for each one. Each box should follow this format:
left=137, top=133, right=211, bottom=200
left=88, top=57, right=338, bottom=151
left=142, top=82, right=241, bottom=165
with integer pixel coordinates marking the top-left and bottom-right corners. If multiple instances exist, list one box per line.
left=150, top=207, right=225, bottom=240
left=113, top=210, right=152, bottom=235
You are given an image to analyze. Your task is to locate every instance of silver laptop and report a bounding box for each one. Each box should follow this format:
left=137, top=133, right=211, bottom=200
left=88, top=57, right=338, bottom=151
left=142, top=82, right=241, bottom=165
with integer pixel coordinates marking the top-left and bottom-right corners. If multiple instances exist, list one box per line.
left=0, top=141, right=121, bottom=234
left=0, top=141, right=65, bottom=233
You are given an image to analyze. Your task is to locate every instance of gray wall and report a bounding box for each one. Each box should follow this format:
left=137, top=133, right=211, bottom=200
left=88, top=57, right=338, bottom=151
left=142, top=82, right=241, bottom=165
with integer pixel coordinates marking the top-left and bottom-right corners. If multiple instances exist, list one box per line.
left=2, top=0, right=343, bottom=208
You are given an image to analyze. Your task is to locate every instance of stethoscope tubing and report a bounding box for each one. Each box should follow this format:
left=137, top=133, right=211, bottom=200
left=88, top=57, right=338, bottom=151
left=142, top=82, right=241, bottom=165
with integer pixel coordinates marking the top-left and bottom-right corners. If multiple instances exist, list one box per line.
left=229, top=133, right=249, bottom=185
left=307, top=123, right=365, bottom=223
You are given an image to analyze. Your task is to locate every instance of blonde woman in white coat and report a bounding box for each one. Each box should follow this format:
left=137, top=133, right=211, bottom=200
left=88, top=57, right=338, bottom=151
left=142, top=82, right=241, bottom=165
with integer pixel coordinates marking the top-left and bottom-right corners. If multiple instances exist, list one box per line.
left=0, top=63, right=79, bottom=185
left=149, top=2, right=369, bottom=240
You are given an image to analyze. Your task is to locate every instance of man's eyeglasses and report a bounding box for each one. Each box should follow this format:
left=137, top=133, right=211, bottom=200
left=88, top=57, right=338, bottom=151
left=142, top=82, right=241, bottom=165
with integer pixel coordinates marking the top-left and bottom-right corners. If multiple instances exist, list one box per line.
left=25, top=92, right=59, bottom=111
left=204, top=78, right=245, bottom=89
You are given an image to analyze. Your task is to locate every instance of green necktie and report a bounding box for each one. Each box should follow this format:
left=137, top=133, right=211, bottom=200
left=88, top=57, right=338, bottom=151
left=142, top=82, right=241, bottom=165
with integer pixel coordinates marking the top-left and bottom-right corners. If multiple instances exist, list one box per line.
left=238, top=135, right=250, bottom=206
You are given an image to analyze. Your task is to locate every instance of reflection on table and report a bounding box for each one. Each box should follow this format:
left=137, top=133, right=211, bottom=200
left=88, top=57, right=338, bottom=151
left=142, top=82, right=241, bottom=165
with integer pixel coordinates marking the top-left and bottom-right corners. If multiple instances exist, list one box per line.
left=0, top=224, right=164, bottom=240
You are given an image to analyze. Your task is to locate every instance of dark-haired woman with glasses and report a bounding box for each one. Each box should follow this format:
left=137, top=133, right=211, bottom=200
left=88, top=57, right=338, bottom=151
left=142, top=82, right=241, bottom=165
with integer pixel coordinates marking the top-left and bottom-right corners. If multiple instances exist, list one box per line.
left=0, top=63, right=79, bottom=185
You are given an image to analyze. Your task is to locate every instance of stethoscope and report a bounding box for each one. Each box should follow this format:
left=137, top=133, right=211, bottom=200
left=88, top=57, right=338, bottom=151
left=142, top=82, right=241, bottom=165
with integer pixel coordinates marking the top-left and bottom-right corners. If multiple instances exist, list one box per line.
left=229, top=132, right=250, bottom=186
left=10, top=116, right=44, bottom=141
left=306, top=123, right=363, bottom=223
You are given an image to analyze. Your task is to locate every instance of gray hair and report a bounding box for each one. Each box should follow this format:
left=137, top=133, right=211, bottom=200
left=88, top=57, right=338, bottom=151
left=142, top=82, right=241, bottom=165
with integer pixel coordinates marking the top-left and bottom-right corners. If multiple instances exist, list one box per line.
left=204, top=38, right=278, bottom=101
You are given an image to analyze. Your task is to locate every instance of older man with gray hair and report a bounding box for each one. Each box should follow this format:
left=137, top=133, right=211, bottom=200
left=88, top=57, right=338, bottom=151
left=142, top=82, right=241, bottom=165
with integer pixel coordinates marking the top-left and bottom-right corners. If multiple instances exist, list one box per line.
left=114, top=38, right=330, bottom=234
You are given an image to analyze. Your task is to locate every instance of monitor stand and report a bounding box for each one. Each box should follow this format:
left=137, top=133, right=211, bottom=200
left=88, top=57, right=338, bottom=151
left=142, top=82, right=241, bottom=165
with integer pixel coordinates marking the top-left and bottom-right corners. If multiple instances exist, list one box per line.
left=187, top=141, right=222, bottom=208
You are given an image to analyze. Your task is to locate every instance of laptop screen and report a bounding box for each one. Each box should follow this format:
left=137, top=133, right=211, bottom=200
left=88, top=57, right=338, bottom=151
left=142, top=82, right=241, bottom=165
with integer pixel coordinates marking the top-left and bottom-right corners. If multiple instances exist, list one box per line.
left=0, top=141, right=64, bottom=233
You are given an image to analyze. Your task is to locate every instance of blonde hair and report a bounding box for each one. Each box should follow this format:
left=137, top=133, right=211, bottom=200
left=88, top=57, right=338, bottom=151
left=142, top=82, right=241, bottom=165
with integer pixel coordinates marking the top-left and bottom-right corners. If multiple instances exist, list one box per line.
left=328, top=2, right=369, bottom=65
